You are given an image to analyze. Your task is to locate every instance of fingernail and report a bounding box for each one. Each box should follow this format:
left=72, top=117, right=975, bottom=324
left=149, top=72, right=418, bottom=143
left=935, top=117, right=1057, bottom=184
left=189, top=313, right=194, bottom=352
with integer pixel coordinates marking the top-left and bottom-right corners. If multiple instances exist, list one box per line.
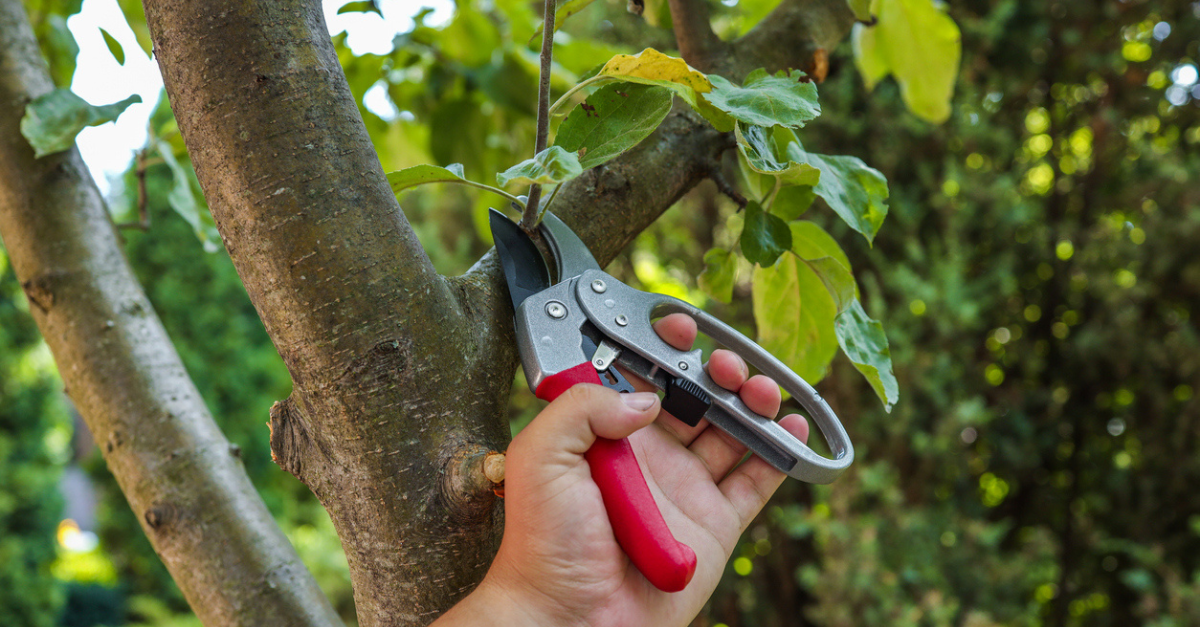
left=622, top=392, right=658, bottom=411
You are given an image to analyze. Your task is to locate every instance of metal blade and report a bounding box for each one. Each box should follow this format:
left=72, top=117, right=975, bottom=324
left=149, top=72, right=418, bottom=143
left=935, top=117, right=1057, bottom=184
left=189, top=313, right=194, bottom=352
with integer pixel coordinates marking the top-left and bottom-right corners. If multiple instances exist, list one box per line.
left=489, top=208, right=551, bottom=310
left=539, top=211, right=602, bottom=282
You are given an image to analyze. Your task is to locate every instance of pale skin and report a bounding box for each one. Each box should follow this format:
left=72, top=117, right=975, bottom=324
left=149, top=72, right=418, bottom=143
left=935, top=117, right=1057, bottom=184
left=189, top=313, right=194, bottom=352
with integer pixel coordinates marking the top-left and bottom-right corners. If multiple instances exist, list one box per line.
left=434, top=313, right=809, bottom=627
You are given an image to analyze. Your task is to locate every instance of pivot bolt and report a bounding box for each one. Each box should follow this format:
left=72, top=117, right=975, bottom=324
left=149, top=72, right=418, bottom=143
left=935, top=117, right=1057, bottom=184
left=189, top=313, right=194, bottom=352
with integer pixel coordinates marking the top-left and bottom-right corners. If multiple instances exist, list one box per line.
left=591, top=279, right=607, bottom=293
left=678, top=361, right=689, bottom=371
left=546, top=301, right=567, bottom=319
left=615, top=314, right=629, bottom=326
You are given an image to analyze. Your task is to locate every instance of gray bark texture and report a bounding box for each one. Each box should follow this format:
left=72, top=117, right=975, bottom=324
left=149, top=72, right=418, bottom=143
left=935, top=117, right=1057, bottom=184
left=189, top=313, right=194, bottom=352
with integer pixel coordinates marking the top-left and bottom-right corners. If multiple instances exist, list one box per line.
left=2, top=0, right=856, bottom=624
left=0, top=1, right=342, bottom=626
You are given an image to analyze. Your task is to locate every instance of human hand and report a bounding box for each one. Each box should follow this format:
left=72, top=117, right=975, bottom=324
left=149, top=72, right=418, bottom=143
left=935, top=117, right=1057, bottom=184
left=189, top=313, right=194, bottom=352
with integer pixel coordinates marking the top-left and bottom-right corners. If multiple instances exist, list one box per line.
left=436, top=313, right=808, bottom=627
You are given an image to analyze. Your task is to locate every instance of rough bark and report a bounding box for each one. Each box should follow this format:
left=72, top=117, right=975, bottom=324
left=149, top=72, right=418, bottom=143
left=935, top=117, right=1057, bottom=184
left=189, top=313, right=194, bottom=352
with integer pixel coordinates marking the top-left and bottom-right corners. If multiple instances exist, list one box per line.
left=141, top=1, right=512, bottom=623
left=0, top=2, right=341, bottom=626
left=24, top=0, right=857, bottom=625
left=704, top=0, right=855, bottom=79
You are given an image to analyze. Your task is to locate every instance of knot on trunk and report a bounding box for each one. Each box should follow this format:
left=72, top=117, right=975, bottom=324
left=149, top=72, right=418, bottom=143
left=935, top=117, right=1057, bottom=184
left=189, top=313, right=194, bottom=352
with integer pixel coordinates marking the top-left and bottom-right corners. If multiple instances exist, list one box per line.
left=21, top=270, right=67, bottom=313
left=143, top=502, right=177, bottom=533
left=269, top=395, right=312, bottom=483
left=337, top=338, right=413, bottom=397
left=440, top=444, right=502, bottom=525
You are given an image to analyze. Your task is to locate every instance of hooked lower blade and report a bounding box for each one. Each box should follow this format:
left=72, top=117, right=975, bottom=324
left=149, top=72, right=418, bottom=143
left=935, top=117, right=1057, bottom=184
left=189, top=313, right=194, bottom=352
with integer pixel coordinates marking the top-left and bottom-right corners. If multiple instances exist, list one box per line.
left=489, top=209, right=551, bottom=310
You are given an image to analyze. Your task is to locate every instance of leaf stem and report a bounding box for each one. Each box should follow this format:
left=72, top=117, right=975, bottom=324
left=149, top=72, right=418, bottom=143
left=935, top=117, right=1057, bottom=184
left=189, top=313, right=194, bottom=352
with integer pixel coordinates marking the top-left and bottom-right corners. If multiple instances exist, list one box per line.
left=539, top=183, right=563, bottom=220
left=548, top=75, right=612, bottom=117
left=459, top=180, right=527, bottom=209
left=520, top=0, right=559, bottom=230
left=764, top=177, right=781, bottom=209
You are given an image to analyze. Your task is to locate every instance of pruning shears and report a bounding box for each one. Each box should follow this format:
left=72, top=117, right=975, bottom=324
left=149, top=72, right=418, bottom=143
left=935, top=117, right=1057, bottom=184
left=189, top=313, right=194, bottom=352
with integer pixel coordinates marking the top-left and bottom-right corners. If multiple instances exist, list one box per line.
left=489, top=208, right=854, bottom=592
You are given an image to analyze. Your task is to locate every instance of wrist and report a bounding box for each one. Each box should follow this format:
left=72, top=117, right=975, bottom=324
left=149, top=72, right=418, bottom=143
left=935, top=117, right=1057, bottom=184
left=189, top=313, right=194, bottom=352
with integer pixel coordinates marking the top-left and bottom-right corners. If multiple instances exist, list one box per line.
left=436, top=569, right=579, bottom=627
left=479, top=562, right=586, bottom=627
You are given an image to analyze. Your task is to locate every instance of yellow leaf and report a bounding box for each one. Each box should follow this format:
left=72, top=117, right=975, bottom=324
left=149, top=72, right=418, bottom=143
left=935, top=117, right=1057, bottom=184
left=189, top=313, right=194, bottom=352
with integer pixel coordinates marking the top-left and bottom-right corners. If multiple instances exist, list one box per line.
left=852, top=23, right=889, bottom=91
left=600, top=48, right=713, bottom=94
left=598, top=48, right=731, bottom=131
left=850, top=0, right=960, bottom=124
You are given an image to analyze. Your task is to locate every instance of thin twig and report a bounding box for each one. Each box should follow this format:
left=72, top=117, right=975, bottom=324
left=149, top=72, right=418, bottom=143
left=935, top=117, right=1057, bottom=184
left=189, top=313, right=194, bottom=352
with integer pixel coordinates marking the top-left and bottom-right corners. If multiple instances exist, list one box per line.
left=710, top=166, right=747, bottom=208
left=116, top=148, right=151, bottom=231
left=519, top=0, right=558, bottom=231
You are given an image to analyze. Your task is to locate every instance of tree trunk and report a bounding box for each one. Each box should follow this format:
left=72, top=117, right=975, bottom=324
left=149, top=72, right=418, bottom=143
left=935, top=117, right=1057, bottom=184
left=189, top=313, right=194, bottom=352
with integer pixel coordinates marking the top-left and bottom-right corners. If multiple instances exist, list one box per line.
left=3, top=0, right=856, bottom=624
left=0, top=1, right=340, bottom=625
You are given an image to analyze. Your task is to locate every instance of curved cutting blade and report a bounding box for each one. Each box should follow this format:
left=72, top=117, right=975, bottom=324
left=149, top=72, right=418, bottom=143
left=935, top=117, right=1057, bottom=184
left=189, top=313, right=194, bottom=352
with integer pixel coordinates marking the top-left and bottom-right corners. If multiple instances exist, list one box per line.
left=489, top=209, right=551, bottom=309
left=539, top=211, right=602, bottom=282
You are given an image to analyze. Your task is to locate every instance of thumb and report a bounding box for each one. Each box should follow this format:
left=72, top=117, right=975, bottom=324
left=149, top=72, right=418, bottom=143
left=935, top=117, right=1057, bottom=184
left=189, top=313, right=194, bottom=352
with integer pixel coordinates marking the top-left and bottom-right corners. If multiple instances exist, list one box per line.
left=516, top=384, right=660, bottom=458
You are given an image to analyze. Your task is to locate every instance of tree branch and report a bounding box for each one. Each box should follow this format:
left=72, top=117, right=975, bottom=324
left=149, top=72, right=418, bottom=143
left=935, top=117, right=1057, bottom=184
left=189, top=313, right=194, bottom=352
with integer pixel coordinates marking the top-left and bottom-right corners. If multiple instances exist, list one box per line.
left=519, top=0, right=558, bottom=229
left=0, top=2, right=341, bottom=626
left=143, top=0, right=452, bottom=392
left=667, top=0, right=727, bottom=71
left=731, top=0, right=855, bottom=80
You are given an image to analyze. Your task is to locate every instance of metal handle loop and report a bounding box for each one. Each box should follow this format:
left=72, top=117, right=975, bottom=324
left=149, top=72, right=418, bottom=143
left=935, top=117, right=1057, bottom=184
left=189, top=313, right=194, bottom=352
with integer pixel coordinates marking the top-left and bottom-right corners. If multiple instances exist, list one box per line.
left=576, top=270, right=854, bottom=484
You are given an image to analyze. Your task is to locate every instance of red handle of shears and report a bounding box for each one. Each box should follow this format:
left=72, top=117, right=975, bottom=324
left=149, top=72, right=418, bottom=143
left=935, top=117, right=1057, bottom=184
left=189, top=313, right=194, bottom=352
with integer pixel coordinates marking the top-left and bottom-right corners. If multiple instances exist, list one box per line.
left=535, top=362, right=697, bottom=592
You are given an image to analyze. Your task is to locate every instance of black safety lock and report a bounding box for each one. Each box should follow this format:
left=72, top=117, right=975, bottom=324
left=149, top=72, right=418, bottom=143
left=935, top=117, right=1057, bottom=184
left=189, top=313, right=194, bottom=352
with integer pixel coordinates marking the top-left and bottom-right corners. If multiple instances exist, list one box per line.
left=662, top=377, right=712, bottom=427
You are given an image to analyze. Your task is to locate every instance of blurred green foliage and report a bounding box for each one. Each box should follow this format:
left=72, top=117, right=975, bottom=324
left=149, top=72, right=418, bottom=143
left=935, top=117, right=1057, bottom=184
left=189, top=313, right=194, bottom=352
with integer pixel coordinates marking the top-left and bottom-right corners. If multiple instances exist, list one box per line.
left=0, top=242, right=67, bottom=624
left=4, top=0, right=1200, bottom=626
left=700, top=2, right=1200, bottom=626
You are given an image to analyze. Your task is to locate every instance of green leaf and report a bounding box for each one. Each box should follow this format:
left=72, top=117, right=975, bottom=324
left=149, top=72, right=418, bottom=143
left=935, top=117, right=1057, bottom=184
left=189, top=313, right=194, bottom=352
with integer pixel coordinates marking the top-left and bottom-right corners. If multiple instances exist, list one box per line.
left=707, top=69, right=821, bottom=129
left=20, top=89, right=141, bottom=158
left=386, top=164, right=525, bottom=207
left=789, top=221, right=857, bottom=312
left=835, top=299, right=899, bottom=411
left=741, top=201, right=791, bottom=266
left=155, top=139, right=219, bottom=253
left=735, top=148, right=775, bottom=202
left=100, top=28, right=124, bottom=65
left=117, top=0, right=153, bottom=57
left=37, top=15, right=79, bottom=87
left=772, top=129, right=889, bottom=243
left=497, top=146, right=584, bottom=187
left=598, top=48, right=733, bottom=131
left=753, top=255, right=838, bottom=384
left=802, top=256, right=857, bottom=313
left=799, top=150, right=889, bottom=244
left=735, top=124, right=821, bottom=188
left=847, top=0, right=873, bottom=21
left=530, top=0, right=597, bottom=43
left=337, top=1, right=382, bottom=15
left=771, top=185, right=815, bottom=221
left=851, top=0, right=961, bottom=123
left=554, top=83, right=672, bottom=170
left=388, top=163, right=468, bottom=192
left=790, top=220, right=851, bottom=269
left=698, top=248, right=738, bottom=303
